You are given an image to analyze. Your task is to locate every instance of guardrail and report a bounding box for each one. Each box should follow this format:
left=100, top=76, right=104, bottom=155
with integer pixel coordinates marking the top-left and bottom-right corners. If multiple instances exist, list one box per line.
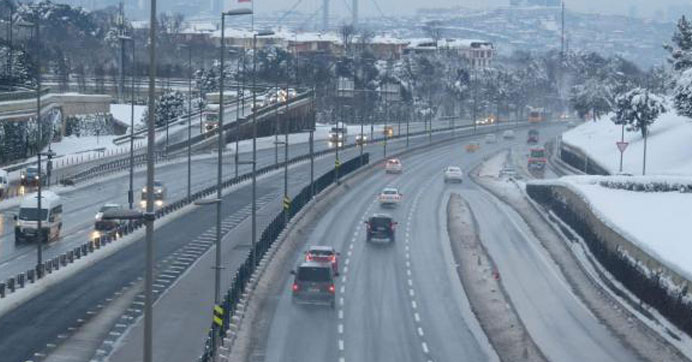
left=197, top=153, right=368, bottom=362
left=0, top=144, right=349, bottom=301
left=0, top=88, right=50, bottom=103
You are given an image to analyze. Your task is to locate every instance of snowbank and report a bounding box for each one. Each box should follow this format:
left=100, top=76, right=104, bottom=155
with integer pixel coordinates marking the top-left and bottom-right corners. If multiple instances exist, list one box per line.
left=110, top=103, right=146, bottom=131
left=542, top=176, right=692, bottom=282
left=562, top=112, right=692, bottom=175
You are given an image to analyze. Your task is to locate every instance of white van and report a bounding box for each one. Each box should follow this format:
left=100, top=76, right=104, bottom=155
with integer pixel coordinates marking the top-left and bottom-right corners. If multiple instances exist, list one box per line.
left=15, top=191, right=63, bottom=243
left=0, top=169, right=7, bottom=197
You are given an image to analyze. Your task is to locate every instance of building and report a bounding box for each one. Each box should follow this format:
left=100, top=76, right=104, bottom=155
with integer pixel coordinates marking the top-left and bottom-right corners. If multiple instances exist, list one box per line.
left=404, top=38, right=495, bottom=68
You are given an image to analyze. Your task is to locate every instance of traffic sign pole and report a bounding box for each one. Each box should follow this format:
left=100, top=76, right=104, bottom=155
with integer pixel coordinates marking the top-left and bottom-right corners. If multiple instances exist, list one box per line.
left=616, top=141, right=629, bottom=173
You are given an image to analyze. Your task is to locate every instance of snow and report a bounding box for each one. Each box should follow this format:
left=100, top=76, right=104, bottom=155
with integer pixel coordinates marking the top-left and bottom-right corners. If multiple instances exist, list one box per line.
left=110, top=103, right=146, bottom=130
left=562, top=111, right=692, bottom=175
left=544, top=176, right=692, bottom=283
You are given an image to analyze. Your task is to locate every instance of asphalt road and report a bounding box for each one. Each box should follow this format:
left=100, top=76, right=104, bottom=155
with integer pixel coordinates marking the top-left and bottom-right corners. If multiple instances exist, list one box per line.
left=0, top=118, right=438, bottom=282
left=0, top=116, right=505, bottom=362
left=261, top=123, right=639, bottom=362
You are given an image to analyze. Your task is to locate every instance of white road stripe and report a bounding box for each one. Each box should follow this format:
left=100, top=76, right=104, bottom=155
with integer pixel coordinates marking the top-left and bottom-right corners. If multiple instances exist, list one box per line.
left=338, top=310, right=344, bottom=319
left=417, top=327, right=424, bottom=337
left=414, top=312, right=420, bottom=322
left=338, top=339, right=344, bottom=351
left=338, top=324, right=344, bottom=334
left=422, top=342, right=429, bottom=354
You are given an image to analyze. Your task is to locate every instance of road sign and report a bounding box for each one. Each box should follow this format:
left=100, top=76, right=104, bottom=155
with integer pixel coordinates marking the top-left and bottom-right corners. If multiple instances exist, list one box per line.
left=213, top=304, right=224, bottom=327
left=616, top=141, right=629, bottom=153
left=283, top=196, right=291, bottom=210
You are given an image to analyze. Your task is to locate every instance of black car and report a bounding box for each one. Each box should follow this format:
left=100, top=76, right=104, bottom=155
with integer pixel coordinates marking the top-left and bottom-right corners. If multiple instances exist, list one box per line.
left=365, top=214, right=397, bottom=242
left=291, top=261, right=336, bottom=308
left=20, top=167, right=43, bottom=186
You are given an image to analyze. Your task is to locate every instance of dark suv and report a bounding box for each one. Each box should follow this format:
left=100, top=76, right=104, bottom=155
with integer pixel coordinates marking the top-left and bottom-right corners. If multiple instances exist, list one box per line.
left=365, top=214, right=397, bottom=242
left=291, top=261, right=336, bottom=308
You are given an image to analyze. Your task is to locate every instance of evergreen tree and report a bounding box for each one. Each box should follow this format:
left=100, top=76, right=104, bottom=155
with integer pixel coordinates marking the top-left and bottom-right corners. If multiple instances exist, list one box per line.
left=664, top=15, right=692, bottom=72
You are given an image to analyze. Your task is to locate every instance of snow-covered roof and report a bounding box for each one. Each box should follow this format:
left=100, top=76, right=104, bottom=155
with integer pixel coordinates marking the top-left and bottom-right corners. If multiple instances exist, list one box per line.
left=369, top=34, right=409, bottom=45
left=179, top=22, right=216, bottom=34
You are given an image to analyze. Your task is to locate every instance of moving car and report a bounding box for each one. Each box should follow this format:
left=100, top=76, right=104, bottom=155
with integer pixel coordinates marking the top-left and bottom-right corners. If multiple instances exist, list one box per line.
left=328, top=125, right=348, bottom=144
left=378, top=187, right=402, bottom=208
left=485, top=134, right=497, bottom=144
left=528, top=147, right=547, bottom=171
left=385, top=158, right=403, bottom=174
left=14, top=191, right=62, bottom=243
left=140, top=180, right=167, bottom=209
left=20, top=166, right=43, bottom=186
left=0, top=169, right=7, bottom=197
left=355, top=133, right=368, bottom=145
left=291, top=261, right=336, bottom=308
left=527, top=129, right=539, bottom=144
left=383, top=126, right=394, bottom=138
left=443, top=166, right=463, bottom=183
left=93, top=203, right=125, bottom=240
left=502, top=130, right=515, bottom=139
left=305, top=245, right=340, bottom=275
left=365, top=214, right=397, bottom=243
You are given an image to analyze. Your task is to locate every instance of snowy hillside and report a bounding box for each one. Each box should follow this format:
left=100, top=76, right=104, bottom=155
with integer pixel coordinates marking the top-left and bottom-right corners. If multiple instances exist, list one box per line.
left=562, top=112, right=692, bottom=175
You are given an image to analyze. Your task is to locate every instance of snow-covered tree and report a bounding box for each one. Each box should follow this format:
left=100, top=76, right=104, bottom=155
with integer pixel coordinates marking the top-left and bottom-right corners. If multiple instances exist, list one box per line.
left=611, top=88, right=667, bottom=174
left=143, top=91, right=185, bottom=127
left=673, top=69, right=692, bottom=119
left=569, top=79, right=612, bottom=120
left=664, top=15, right=692, bottom=72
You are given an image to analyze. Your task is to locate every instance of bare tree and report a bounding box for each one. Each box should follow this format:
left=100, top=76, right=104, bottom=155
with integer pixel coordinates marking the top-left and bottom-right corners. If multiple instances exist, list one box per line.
left=423, top=20, right=443, bottom=47
left=339, top=24, right=356, bottom=55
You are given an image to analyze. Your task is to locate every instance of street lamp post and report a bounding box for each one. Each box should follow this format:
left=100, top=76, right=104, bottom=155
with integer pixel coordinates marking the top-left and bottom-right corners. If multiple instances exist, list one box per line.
left=119, top=35, right=135, bottom=209
left=180, top=44, right=193, bottom=201
left=217, top=8, right=253, bottom=304
left=252, top=30, right=274, bottom=268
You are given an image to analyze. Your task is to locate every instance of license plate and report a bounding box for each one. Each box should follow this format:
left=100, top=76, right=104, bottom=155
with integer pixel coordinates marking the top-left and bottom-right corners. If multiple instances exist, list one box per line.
left=309, top=287, right=320, bottom=292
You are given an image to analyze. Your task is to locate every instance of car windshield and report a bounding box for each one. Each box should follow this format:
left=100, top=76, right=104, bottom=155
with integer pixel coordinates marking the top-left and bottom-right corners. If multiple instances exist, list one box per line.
left=99, top=205, right=119, bottom=213
left=383, top=189, right=397, bottom=195
left=18, top=208, right=48, bottom=221
left=370, top=217, right=391, bottom=227
left=297, top=266, right=331, bottom=282
left=25, top=168, right=38, bottom=175
left=447, top=167, right=461, bottom=172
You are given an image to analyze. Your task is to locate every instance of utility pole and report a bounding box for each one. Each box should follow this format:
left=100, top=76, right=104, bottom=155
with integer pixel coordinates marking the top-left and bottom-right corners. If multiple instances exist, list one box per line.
left=561, top=1, right=565, bottom=60
left=118, top=2, right=125, bottom=103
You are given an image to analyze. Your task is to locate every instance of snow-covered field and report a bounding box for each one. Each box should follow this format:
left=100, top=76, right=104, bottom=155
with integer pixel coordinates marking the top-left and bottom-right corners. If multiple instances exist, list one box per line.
left=562, top=112, right=692, bottom=175
left=543, top=175, right=692, bottom=283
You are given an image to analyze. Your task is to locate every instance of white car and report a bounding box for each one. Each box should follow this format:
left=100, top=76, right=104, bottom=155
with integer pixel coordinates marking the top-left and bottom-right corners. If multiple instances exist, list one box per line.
left=385, top=158, right=403, bottom=174
left=502, top=130, right=515, bottom=139
left=443, top=166, right=463, bottom=183
left=378, top=187, right=402, bottom=208
left=485, top=134, right=497, bottom=144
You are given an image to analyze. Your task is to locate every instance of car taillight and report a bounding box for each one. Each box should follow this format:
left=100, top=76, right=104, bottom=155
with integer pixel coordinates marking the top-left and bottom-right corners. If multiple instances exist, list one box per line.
left=390, top=222, right=395, bottom=229
left=292, top=283, right=299, bottom=292
left=330, top=255, right=336, bottom=263
left=328, top=284, right=335, bottom=294
left=306, top=253, right=313, bottom=261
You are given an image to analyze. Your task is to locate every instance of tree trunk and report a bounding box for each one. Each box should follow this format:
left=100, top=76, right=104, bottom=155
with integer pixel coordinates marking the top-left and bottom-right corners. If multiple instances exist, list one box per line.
left=642, top=129, right=648, bottom=175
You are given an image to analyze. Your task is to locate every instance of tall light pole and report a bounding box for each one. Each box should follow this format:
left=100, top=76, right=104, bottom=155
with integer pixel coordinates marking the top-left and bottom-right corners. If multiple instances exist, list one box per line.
left=252, top=30, right=274, bottom=268
left=119, top=35, right=135, bottom=209
left=178, top=43, right=193, bottom=201
left=144, top=0, right=157, bottom=360
left=217, top=8, right=253, bottom=304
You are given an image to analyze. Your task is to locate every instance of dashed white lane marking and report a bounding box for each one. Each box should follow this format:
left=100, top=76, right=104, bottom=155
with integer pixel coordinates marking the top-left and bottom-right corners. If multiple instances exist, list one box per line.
left=338, top=310, right=344, bottom=319
left=339, top=297, right=344, bottom=306
left=417, top=327, right=425, bottom=337
left=340, top=285, right=345, bottom=294
left=345, top=258, right=350, bottom=265
left=406, top=269, right=411, bottom=277
left=412, top=300, right=417, bottom=309
left=422, top=342, right=429, bottom=354
left=343, top=266, right=349, bottom=274
left=407, top=279, right=413, bottom=287
left=338, top=339, right=344, bottom=351
left=339, top=358, right=345, bottom=362
left=342, top=275, right=347, bottom=283
left=414, top=312, right=420, bottom=322
left=409, top=289, right=415, bottom=297
left=338, top=324, right=344, bottom=334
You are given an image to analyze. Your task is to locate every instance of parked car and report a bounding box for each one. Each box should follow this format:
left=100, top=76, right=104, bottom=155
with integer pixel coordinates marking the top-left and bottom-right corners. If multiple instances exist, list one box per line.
left=291, top=261, right=336, bottom=308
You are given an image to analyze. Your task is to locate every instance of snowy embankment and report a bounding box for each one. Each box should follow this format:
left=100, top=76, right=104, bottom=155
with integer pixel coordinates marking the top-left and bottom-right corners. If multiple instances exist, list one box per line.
left=562, top=111, right=692, bottom=175
left=110, top=103, right=147, bottom=131
left=536, top=174, right=692, bottom=284
left=557, top=110, right=692, bottom=280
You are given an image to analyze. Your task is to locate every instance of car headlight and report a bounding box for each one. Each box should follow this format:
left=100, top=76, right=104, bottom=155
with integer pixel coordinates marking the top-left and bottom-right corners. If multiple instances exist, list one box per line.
left=95, top=212, right=103, bottom=221
left=155, top=200, right=163, bottom=207
left=91, top=230, right=101, bottom=240
left=34, top=175, right=39, bottom=180
left=139, top=200, right=146, bottom=208
left=20, top=174, right=25, bottom=179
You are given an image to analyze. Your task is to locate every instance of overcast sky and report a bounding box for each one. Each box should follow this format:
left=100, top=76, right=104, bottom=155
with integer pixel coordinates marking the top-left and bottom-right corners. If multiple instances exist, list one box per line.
left=251, top=0, right=691, bottom=20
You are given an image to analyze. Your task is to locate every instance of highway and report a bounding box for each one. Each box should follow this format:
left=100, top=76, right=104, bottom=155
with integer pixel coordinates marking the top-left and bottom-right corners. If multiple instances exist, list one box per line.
left=0, top=116, right=492, bottom=361
left=260, top=123, right=641, bottom=362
